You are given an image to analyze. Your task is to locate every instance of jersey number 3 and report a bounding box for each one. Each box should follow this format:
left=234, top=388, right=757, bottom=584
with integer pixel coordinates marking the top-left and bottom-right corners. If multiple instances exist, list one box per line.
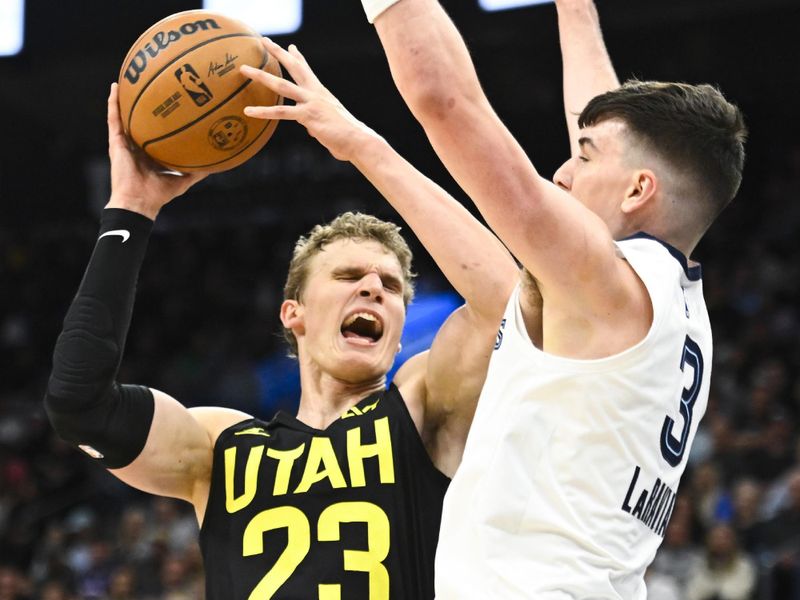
left=660, top=335, right=704, bottom=467
left=243, top=501, right=390, bottom=599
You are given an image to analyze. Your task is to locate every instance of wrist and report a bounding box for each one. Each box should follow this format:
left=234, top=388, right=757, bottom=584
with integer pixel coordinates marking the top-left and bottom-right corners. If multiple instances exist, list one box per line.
left=106, top=194, right=159, bottom=221
left=360, top=0, right=402, bottom=23
left=101, top=206, right=156, bottom=227
left=556, top=0, right=599, bottom=19
left=349, top=127, right=389, bottom=168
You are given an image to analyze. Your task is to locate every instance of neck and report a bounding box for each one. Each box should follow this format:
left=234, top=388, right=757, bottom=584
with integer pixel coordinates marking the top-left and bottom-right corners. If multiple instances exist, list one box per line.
left=617, top=217, right=699, bottom=259
left=646, top=196, right=704, bottom=258
left=295, top=356, right=386, bottom=429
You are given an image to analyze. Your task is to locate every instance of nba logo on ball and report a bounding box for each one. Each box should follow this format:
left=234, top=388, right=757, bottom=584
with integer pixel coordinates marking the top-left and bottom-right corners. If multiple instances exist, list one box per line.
left=174, top=63, right=213, bottom=106
left=117, top=10, right=283, bottom=173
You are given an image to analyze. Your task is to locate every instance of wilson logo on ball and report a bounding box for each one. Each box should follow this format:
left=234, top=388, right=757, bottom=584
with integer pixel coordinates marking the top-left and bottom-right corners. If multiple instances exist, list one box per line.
left=123, top=18, right=222, bottom=85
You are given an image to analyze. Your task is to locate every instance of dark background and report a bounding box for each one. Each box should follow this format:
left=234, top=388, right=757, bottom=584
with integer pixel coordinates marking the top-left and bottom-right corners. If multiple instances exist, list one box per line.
left=1, top=1, right=799, bottom=599
left=3, top=0, right=798, bottom=227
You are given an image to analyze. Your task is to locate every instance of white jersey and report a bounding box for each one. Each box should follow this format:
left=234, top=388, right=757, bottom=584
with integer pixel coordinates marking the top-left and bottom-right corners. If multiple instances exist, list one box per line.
left=435, top=234, right=711, bottom=599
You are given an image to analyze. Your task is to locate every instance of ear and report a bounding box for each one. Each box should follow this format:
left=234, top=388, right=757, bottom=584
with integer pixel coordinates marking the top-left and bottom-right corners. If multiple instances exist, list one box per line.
left=280, top=299, right=305, bottom=335
left=621, top=169, right=658, bottom=214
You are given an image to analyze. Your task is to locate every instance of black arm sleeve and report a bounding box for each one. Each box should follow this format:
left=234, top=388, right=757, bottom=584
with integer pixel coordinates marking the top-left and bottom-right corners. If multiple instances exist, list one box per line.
left=44, top=208, right=156, bottom=469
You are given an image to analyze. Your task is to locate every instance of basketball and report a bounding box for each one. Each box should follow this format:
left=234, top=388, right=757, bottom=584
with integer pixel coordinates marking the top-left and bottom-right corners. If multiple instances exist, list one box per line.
left=117, top=10, right=282, bottom=173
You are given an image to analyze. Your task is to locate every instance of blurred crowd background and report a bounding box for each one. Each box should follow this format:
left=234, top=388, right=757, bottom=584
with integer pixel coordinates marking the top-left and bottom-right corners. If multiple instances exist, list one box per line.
left=1, top=0, right=799, bottom=598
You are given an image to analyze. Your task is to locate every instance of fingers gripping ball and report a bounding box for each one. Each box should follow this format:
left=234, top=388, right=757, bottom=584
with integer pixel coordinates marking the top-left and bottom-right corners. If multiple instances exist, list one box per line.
left=117, top=10, right=282, bottom=173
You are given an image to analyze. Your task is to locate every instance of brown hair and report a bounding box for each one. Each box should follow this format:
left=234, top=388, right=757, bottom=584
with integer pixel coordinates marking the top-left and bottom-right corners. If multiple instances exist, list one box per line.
left=579, top=80, right=747, bottom=226
left=283, top=212, right=415, bottom=356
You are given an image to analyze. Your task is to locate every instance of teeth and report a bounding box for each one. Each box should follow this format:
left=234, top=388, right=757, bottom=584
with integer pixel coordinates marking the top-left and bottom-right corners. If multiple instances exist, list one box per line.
left=343, top=312, right=378, bottom=327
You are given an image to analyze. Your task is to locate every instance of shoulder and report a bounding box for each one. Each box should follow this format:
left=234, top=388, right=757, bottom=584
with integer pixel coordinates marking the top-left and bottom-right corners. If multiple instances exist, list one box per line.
left=393, top=351, right=429, bottom=435
left=615, top=234, right=699, bottom=278
left=188, top=406, right=254, bottom=449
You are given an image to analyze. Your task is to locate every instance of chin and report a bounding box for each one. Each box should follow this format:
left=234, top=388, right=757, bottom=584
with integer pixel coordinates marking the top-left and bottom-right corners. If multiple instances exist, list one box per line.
left=334, top=351, right=391, bottom=383
left=337, top=365, right=387, bottom=385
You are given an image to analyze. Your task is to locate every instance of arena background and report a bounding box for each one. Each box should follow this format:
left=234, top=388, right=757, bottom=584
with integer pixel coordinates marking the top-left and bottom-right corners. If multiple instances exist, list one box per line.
left=1, top=0, right=799, bottom=598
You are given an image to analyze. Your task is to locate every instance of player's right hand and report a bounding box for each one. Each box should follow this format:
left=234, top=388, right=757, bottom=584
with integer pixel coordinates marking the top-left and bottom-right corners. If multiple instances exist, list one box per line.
left=240, top=38, right=380, bottom=163
left=105, top=82, right=208, bottom=220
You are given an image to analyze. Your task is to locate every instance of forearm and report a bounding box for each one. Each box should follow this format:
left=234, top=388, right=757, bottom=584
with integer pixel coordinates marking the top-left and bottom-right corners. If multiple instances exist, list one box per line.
left=373, top=0, right=483, bottom=126
left=363, top=0, right=622, bottom=303
left=368, top=0, right=556, bottom=283
left=351, top=133, right=517, bottom=320
left=44, top=208, right=155, bottom=469
left=556, top=0, right=619, bottom=154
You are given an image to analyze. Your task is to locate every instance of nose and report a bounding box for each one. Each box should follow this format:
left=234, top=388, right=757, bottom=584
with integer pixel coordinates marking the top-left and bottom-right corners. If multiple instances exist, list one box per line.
left=358, top=272, right=384, bottom=302
left=553, top=158, right=573, bottom=191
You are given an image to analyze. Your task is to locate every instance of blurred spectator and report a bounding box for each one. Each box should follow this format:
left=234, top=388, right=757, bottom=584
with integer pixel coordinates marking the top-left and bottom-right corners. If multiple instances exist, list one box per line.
left=143, top=499, right=198, bottom=557
left=686, top=524, right=757, bottom=600
left=38, top=580, right=75, bottom=600
left=28, top=524, right=74, bottom=590
left=691, top=461, right=733, bottom=528
left=730, top=478, right=764, bottom=552
left=113, top=507, right=150, bottom=568
left=0, top=564, right=32, bottom=600
left=157, top=553, right=200, bottom=600
left=649, top=502, right=702, bottom=594
left=645, top=568, right=682, bottom=600
left=75, top=540, right=117, bottom=600
left=754, top=469, right=800, bottom=598
left=102, top=567, right=135, bottom=600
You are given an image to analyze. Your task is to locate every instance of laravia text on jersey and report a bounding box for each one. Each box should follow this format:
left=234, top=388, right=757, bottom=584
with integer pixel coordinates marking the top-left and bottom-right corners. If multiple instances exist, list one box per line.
left=621, top=465, right=678, bottom=537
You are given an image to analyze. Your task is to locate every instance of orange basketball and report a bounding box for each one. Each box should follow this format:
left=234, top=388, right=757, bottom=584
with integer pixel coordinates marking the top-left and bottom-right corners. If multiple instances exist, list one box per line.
left=117, top=10, right=282, bottom=173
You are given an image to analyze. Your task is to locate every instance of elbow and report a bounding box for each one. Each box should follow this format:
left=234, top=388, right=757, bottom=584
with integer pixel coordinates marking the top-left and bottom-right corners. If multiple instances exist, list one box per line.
left=410, top=90, right=459, bottom=127
left=44, top=325, right=121, bottom=430
left=397, top=64, right=470, bottom=126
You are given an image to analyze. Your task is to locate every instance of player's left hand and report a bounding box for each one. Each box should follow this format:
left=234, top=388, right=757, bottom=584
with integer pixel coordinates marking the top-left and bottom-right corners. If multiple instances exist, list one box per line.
left=106, top=82, right=208, bottom=220
left=240, top=38, right=380, bottom=162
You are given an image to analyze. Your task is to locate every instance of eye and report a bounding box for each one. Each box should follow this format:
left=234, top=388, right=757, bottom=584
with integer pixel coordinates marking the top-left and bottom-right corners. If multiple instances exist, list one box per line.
left=578, top=155, right=589, bottom=163
left=382, top=280, right=403, bottom=294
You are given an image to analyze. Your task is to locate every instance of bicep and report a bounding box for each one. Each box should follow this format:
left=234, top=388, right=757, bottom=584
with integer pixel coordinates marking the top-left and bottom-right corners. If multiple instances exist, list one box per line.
left=424, top=305, right=500, bottom=431
left=394, top=303, right=500, bottom=428
left=374, top=2, right=629, bottom=311
left=110, top=388, right=214, bottom=503
left=373, top=0, right=620, bottom=302
left=394, top=305, right=500, bottom=476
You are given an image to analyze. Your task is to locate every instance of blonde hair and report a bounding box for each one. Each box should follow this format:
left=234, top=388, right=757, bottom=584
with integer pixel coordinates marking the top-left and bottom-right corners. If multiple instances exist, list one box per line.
left=283, top=212, right=415, bottom=355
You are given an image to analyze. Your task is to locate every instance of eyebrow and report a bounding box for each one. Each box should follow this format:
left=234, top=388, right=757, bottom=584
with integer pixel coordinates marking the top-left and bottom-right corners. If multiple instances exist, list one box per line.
left=578, top=137, right=600, bottom=152
left=332, top=266, right=404, bottom=290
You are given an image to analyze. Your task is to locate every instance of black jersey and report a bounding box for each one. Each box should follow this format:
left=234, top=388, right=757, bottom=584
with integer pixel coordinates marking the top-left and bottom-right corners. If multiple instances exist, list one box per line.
left=199, top=384, right=450, bottom=600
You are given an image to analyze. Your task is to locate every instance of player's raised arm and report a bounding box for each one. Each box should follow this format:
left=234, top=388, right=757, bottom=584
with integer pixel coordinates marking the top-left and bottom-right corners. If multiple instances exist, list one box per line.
left=242, top=40, right=519, bottom=473
left=241, top=40, right=518, bottom=328
left=363, top=0, right=634, bottom=323
left=555, top=0, right=619, bottom=156
left=43, top=84, right=224, bottom=513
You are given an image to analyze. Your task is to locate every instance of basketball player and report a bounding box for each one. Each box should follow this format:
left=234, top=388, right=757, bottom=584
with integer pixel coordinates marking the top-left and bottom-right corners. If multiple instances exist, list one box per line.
left=339, top=0, right=747, bottom=597
left=42, top=78, right=517, bottom=598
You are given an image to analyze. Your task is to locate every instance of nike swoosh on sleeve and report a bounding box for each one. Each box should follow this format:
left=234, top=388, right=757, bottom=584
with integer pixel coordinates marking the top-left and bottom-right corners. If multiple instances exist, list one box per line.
left=98, top=229, right=131, bottom=243
left=234, top=427, right=271, bottom=438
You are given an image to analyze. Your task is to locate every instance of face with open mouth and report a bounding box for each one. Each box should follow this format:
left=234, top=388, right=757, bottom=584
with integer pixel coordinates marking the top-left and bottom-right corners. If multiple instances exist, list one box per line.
left=282, top=238, right=407, bottom=382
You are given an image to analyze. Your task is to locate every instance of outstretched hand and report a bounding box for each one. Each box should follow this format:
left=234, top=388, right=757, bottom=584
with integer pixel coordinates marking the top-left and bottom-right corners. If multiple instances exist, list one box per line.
left=240, top=38, right=379, bottom=162
left=106, top=83, right=207, bottom=220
